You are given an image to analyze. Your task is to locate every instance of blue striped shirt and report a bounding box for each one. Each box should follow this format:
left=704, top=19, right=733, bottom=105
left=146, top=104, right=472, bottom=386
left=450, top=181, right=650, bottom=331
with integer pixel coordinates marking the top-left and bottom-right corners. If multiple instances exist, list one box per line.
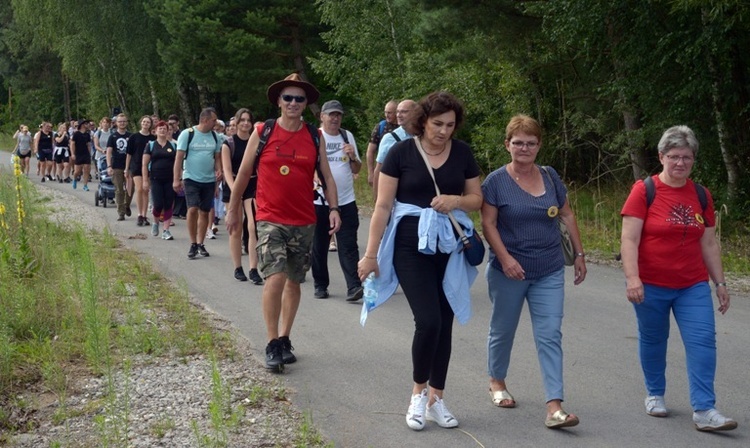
left=482, top=165, right=567, bottom=279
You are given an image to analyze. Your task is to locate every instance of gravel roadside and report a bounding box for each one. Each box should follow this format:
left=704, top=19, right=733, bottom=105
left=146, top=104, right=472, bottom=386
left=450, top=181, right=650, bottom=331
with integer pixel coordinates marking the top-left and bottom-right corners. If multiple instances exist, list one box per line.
left=8, top=184, right=323, bottom=447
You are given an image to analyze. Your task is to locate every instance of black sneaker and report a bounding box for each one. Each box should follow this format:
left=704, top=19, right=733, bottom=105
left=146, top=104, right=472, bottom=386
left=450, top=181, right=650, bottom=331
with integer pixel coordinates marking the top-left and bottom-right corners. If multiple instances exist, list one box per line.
left=197, top=244, right=210, bottom=257
left=137, top=216, right=144, bottom=226
left=125, top=206, right=132, bottom=217
left=117, top=215, right=125, bottom=221
left=41, top=176, right=45, bottom=183
left=314, top=288, right=329, bottom=299
left=248, top=268, right=263, bottom=285
left=143, top=217, right=151, bottom=226
left=188, top=243, right=198, bottom=259
left=265, top=339, right=284, bottom=371
left=278, top=336, right=297, bottom=364
left=64, top=177, right=72, bottom=183
left=234, top=267, right=248, bottom=281
left=46, top=174, right=53, bottom=181
left=346, top=286, right=364, bottom=302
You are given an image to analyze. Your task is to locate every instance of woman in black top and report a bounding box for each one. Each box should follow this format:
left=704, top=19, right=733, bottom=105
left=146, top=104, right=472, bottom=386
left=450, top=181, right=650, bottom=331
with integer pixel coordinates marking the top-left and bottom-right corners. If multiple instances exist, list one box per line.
left=221, top=108, right=262, bottom=284
left=35, top=122, right=55, bottom=181
left=70, top=120, right=93, bottom=191
left=53, top=123, right=71, bottom=183
left=127, top=115, right=156, bottom=226
left=358, top=92, right=482, bottom=431
left=142, top=121, right=177, bottom=240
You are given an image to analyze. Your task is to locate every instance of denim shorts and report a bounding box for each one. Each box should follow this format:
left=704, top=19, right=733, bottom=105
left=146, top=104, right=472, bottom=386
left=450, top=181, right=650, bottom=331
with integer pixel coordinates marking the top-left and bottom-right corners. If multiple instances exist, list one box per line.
left=183, top=179, right=215, bottom=212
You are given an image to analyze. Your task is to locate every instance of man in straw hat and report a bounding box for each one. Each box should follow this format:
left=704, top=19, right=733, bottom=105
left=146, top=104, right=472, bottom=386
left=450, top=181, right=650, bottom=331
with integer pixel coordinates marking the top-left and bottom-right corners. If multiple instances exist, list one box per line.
left=225, top=73, right=341, bottom=372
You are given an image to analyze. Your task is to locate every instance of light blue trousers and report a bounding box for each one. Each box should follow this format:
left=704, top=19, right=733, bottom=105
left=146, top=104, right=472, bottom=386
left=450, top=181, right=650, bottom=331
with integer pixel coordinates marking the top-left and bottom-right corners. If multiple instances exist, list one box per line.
left=487, top=266, right=565, bottom=402
left=635, top=282, right=717, bottom=411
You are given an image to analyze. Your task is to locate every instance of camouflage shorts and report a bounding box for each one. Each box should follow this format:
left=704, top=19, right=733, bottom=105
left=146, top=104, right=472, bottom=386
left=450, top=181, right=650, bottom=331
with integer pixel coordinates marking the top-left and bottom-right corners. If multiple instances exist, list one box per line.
left=256, top=221, right=315, bottom=284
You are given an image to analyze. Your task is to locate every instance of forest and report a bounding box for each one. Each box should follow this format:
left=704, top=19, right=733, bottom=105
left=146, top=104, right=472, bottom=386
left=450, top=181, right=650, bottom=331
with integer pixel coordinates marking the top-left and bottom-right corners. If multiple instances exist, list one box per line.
left=1, top=0, right=748, bottom=219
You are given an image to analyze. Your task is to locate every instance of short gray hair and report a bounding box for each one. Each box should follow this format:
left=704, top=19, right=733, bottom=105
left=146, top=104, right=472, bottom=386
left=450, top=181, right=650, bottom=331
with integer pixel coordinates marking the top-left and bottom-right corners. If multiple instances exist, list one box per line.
left=657, top=125, right=699, bottom=156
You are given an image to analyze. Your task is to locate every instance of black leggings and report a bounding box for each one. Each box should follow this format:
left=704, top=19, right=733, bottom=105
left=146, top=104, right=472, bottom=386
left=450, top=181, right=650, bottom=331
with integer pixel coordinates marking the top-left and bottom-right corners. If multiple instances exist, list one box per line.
left=151, top=178, right=175, bottom=221
left=393, top=219, right=454, bottom=390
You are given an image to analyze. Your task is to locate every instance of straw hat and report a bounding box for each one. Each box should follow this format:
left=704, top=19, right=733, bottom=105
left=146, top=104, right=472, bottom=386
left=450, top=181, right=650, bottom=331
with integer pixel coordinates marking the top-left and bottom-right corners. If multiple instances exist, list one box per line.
left=266, top=73, right=320, bottom=105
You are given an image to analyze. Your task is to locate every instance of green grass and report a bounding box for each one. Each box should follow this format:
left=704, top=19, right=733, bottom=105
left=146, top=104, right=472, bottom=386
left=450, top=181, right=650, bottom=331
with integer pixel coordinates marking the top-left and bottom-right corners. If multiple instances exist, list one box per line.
left=0, top=157, right=331, bottom=446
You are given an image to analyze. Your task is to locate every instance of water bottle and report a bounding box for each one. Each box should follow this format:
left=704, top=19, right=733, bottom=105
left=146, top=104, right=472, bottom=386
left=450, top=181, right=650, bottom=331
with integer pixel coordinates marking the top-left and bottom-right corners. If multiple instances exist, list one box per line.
left=363, top=273, right=377, bottom=311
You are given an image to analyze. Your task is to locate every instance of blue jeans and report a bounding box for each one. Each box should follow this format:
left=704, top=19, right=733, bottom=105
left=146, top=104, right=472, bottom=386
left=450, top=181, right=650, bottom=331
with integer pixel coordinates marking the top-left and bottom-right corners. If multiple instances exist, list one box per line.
left=634, top=282, right=716, bottom=411
left=487, top=266, right=565, bottom=402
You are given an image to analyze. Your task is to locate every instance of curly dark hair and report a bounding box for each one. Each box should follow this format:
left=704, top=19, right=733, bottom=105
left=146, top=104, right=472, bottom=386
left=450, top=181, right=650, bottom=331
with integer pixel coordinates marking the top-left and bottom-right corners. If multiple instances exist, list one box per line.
left=408, top=91, right=464, bottom=137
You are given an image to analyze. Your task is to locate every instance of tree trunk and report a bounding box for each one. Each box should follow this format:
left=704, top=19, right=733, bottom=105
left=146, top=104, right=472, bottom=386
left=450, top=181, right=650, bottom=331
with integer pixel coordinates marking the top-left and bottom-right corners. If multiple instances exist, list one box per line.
left=148, top=77, right=159, bottom=117
left=62, top=72, right=71, bottom=122
left=290, top=24, right=319, bottom=118
left=707, top=55, right=739, bottom=202
left=623, top=109, right=647, bottom=180
left=177, top=81, right=192, bottom=126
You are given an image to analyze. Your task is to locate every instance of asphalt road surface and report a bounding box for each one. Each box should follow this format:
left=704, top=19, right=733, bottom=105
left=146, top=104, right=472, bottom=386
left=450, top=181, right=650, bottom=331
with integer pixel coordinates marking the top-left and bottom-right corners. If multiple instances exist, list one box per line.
left=16, top=167, right=748, bottom=448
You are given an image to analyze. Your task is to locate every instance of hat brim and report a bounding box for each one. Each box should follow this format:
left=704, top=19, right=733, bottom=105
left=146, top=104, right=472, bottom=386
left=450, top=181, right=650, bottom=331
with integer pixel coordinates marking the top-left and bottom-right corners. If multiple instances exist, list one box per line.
left=267, top=79, right=320, bottom=105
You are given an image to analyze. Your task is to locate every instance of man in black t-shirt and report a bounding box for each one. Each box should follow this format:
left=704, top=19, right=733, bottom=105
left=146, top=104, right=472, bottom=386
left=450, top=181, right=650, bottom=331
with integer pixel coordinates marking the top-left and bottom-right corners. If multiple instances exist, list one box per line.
left=106, top=113, right=133, bottom=220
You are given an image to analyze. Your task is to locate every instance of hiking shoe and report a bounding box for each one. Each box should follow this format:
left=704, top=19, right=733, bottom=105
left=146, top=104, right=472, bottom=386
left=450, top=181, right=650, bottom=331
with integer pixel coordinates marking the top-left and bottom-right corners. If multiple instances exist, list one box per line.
left=346, top=286, right=364, bottom=302
left=693, top=409, right=737, bottom=432
left=82, top=185, right=89, bottom=191
left=197, top=244, right=209, bottom=257
left=151, top=221, right=159, bottom=236
left=234, top=267, right=248, bottom=282
left=278, top=336, right=296, bottom=364
left=265, top=339, right=284, bottom=371
left=188, top=243, right=198, bottom=259
left=72, top=178, right=77, bottom=189
left=406, top=389, right=428, bottom=431
left=161, top=229, right=173, bottom=240
left=645, top=395, right=667, bottom=417
left=314, top=288, right=329, bottom=299
left=125, top=206, right=132, bottom=217
left=248, top=268, right=263, bottom=285
left=426, top=396, right=459, bottom=428
left=117, top=215, right=125, bottom=221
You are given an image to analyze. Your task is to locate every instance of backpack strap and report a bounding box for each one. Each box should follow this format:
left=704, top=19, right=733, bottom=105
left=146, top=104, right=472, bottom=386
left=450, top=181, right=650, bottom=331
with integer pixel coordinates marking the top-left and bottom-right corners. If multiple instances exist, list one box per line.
left=185, top=126, right=195, bottom=159
left=644, top=175, right=707, bottom=213
left=339, top=128, right=349, bottom=144
left=254, top=118, right=277, bottom=175
left=389, top=131, right=401, bottom=142
left=377, top=119, right=386, bottom=138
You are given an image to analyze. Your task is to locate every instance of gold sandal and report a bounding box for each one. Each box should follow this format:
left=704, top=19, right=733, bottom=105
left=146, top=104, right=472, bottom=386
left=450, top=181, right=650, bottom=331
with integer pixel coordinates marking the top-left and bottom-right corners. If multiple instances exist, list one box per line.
left=545, top=410, right=579, bottom=429
left=489, top=389, right=516, bottom=408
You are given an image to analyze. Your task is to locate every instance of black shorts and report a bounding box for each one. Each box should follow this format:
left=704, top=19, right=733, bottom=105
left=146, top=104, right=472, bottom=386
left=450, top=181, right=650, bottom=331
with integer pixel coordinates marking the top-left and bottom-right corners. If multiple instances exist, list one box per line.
left=16, top=151, right=31, bottom=159
left=221, top=176, right=256, bottom=203
left=38, top=150, right=53, bottom=162
left=184, top=179, right=215, bottom=212
left=74, top=153, right=92, bottom=165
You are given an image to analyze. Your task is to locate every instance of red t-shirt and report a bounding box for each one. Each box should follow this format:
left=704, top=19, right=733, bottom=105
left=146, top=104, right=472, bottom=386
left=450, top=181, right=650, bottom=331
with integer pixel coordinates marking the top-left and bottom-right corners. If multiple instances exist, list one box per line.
left=621, top=175, right=716, bottom=288
left=255, top=122, right=319, bottom=225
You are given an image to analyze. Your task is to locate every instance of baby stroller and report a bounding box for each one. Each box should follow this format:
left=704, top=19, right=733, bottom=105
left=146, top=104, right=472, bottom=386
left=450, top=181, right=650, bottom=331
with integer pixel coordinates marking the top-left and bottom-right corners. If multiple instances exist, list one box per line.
left=94, top=157, right=116, bottom=207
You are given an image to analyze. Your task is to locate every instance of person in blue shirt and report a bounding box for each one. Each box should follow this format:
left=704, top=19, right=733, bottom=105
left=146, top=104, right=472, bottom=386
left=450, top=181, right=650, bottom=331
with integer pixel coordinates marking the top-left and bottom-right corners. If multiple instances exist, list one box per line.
left=173, top=107, right=222, bottom=259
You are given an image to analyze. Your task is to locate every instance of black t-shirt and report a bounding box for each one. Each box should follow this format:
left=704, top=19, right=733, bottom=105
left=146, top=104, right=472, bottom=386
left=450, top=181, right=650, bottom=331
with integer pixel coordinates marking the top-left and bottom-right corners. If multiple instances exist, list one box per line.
left=127, top=132, right=156, bottom=173
left=144, top=140, right=176, bottom=181
left=72, top=131, right=91, bottom=158
left=107, top=131, right=131, bottom=169
left=381, top=138, right=480, bottom=208
left=229, top=134, right=249, bottom=175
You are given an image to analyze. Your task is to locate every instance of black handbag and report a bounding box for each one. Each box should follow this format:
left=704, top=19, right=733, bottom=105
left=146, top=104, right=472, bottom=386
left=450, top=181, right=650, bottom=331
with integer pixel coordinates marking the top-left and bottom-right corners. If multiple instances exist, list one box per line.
left=415, top=138, right=485, bottom=266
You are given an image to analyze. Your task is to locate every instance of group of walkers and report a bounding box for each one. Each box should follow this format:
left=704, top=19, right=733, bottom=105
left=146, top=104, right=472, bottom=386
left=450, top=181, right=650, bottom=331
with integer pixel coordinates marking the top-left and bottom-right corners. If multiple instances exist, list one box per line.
left=12, top=72, right=737, bottom=435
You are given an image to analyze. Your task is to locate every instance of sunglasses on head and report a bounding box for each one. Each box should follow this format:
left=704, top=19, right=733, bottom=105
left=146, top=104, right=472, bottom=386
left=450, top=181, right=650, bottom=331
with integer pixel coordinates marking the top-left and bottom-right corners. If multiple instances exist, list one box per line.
left=281, top=94, right=306, bottom=103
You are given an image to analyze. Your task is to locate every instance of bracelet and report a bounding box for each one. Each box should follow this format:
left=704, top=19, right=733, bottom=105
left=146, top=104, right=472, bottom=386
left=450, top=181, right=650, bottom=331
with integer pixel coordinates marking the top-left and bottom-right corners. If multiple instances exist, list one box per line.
left=363, top=254, right=376, bottom=260
left=715, top=282, right=727, bottom=287
left=329, top=207, right=340, bottom=213
left=576, top=252, right=585, bottom=258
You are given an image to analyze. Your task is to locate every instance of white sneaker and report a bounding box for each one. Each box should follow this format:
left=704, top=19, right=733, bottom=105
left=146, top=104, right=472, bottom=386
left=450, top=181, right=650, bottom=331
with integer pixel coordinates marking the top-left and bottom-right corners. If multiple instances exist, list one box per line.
left=426, top=396, right=459, bottom=428
left=406, top=389, right=428, bottom=431
left=693, top=409, right=738, bottom=431
left=645, top=395, right=667, bottom=417
left=206, top=229, right=216, bottom=240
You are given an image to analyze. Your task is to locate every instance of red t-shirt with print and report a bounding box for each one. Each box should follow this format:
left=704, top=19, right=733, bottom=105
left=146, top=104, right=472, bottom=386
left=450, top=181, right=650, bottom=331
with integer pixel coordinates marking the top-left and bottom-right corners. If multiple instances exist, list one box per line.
left=621, top=175, right=716, bottom=289
left=254, top=122, right=319, bottom=226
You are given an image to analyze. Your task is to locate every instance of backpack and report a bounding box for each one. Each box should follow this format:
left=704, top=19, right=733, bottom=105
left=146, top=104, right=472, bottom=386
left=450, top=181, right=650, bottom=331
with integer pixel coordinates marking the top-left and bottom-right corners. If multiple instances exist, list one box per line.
left=185, top=126, right=218, bottom=159
left=254, top=118, right=325, bottom=189
left=377, top=119, right=387, bottom=138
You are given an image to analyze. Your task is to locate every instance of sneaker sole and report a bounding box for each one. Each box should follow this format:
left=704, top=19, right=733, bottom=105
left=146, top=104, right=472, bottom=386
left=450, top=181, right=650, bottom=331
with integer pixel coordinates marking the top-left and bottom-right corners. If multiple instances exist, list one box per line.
left=695, top=421, right=738, bottom=432
left=426, top=414, right=459, bottom=428
left=265, top=363, right=285, bottom=373
left=346, top=289, right=364, bottom=302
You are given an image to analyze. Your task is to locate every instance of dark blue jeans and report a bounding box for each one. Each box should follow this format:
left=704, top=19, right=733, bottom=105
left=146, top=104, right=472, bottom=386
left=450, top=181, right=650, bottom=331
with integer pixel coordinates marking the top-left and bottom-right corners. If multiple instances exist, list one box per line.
left=311, top=201, right=361, bottom=293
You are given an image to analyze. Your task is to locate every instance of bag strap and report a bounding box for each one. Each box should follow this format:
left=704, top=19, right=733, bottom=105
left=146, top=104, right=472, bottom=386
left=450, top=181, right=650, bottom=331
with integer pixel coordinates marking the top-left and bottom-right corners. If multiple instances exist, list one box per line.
left=414, top=137, right=471, bottom=247
left=540, top=166, right=563, bottom=208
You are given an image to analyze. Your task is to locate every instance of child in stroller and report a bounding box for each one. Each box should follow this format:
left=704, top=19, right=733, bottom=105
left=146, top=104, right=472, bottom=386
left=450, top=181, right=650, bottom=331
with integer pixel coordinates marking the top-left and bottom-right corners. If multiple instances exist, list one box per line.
left=94, top=157, right=116, bottom=207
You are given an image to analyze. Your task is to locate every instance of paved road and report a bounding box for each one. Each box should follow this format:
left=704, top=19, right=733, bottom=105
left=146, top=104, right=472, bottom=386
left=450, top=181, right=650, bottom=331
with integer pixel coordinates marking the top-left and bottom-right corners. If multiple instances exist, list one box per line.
left=15, top=165, right=749, bottom=448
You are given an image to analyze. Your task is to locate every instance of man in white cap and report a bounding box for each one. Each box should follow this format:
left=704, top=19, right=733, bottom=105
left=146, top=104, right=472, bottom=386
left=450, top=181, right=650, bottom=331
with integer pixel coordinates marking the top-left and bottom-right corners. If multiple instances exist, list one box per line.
left=225, top=73, right=341, bottom=372
left=311, top=100, right=363, bottom=301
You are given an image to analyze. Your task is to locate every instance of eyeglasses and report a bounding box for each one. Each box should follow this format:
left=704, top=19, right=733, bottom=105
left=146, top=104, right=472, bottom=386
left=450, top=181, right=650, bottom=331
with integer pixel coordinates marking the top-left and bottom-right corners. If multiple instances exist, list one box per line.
left=510, top=140, right=539, bottom=149
left=281, top=94, right=306, bottom=103
left=665, top=154, right=694, bottom=163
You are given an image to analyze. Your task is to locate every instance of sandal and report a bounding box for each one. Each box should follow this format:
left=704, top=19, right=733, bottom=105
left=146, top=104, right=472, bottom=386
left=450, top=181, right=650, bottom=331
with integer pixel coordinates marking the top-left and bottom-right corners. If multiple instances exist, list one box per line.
left=545, top=410, right=579, bottom=429
left=489, top=389, right=516, bottom=408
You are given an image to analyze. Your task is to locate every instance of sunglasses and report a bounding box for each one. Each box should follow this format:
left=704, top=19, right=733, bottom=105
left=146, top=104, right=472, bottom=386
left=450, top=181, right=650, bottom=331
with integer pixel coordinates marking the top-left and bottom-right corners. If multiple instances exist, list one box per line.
left=281, top=94, right=307, bottom=103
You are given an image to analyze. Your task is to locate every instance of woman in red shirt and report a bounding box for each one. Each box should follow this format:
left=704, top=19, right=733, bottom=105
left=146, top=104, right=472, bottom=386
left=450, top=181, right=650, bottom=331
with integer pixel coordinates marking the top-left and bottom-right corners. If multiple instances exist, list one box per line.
left=620, top=125, right=735, bottom=432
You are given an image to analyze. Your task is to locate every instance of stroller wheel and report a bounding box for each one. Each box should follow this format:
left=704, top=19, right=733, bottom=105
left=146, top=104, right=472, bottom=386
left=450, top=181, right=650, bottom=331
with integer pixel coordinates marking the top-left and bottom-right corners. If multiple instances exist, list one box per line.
left=102, top=194, right=107, bottom=208
left=95, top=193, right=99, bottom=207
